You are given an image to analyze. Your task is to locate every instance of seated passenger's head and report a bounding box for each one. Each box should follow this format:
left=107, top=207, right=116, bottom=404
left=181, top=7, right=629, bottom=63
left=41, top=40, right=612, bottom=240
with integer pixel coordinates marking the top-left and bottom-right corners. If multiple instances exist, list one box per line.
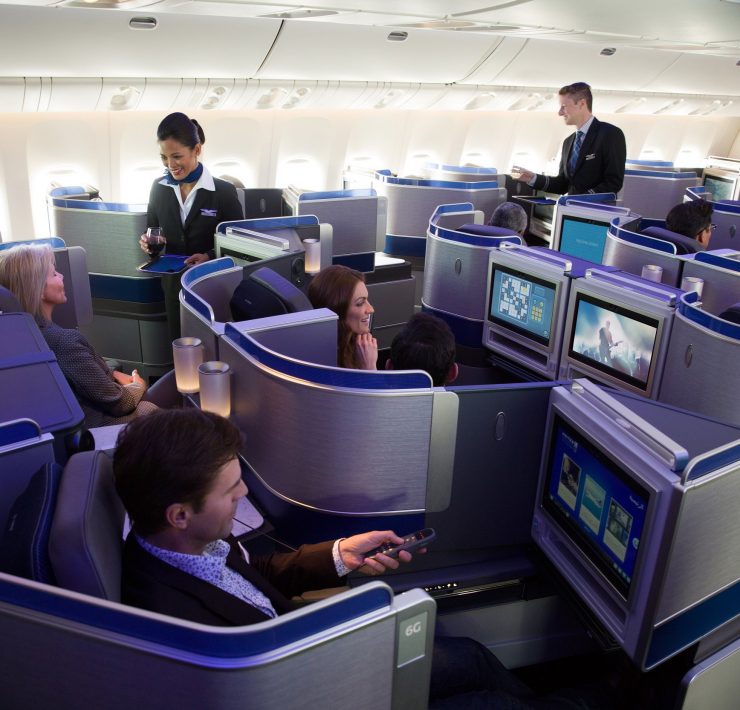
left=0, top=243, right=66, bottom=322
left=307, top=265, right=374, bottom=368
left=113, top=409, right=244, bottom=547
left=665, top=200, right=714, bottom=247
left=488, top=201, right=528, bottom=236
left=386, top=313, right=458, bottom=386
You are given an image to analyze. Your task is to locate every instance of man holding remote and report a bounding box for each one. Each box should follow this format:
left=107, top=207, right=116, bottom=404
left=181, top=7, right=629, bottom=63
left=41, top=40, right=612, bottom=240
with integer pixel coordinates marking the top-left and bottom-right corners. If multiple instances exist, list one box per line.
left=513, top=82, right=626, bottom=196
left=114, top=408, right=621, bottom=708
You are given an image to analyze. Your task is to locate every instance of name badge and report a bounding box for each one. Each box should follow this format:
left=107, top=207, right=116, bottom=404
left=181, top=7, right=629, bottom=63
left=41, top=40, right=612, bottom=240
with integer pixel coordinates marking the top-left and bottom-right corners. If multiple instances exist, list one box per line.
left=200, top=208, right=217, bottom=217
left=585, top=153, right=596, bottom=161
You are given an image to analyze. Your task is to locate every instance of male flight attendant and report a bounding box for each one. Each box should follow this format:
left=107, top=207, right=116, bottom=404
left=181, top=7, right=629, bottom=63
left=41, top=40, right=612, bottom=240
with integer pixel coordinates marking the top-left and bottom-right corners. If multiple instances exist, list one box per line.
left=514, top=82, right=626, bottom=195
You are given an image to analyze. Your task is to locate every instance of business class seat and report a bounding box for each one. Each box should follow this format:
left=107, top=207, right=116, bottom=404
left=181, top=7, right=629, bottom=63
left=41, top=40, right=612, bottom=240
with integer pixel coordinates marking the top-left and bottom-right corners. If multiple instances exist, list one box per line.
left=422, top=210, right=521, bottom=368
left=0, top=285, right=21, bottom=312
left=230, top=266, right=313, bottom=322
left=658, top=294, right=740, bottom=426
left=603, top=218, right=690, bottom=286
left=0, top=441, right=436, bottom=710
left=641, top=225, right=705, bottom=255
left=719, top=302, right=740, bottom=324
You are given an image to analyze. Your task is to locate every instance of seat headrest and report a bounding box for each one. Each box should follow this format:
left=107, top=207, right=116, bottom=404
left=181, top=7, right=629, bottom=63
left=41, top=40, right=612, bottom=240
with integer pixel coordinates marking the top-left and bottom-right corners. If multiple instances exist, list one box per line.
left=458, top=223, right=519, bottom=238
left=641, top=226, right=705, bottom=255
left=230, top=267, right=313, bottom=322
left=0, top=286, right=22, bottom=313
left=49, top=450, right=125, bottom=600
left=719, top=303, right=740, bottom=325
left=0, top=463, right=63, bottom=583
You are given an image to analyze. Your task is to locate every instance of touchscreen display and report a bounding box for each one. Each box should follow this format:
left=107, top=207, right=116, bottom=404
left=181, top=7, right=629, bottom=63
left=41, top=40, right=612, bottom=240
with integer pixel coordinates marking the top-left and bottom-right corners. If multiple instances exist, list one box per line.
left=488, top=265, right=557, bottom=347
left=559, top=215, right=610, bottom=263
left=568, top=293, right=659, bottom=391
left=542, top=416, right=649, bottom=599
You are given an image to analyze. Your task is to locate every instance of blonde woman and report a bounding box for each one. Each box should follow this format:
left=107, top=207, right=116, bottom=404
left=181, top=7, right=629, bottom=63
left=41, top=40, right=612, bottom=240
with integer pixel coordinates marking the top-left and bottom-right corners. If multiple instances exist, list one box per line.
left=0, top=244, right=158, bottom=426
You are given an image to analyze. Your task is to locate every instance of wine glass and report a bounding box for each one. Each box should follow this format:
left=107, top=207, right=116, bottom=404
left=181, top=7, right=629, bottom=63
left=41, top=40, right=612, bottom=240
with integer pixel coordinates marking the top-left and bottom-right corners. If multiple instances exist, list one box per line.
left=145, top=227, right=166, bottom=259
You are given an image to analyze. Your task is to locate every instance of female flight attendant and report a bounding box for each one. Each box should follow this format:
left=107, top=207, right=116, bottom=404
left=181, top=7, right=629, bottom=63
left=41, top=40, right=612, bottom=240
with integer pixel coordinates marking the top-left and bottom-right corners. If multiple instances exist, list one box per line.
left=140, top=112, right=244, bottom=338
left=307, top=265, right=377, bottom=370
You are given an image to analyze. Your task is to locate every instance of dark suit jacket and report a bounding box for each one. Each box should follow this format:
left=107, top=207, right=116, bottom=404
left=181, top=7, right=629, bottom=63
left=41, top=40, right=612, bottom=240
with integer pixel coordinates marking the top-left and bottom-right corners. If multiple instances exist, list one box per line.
left=122, top=535, right=341, bottom=626
left=146, top=175, right=243, bottom=258
left=533, top=117, right=626, bottom=196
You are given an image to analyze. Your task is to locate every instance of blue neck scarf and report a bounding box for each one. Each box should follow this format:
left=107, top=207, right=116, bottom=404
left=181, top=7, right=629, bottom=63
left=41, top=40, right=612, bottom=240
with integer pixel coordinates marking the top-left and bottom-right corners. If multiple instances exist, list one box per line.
left=164, top=162, right=203, bottom=185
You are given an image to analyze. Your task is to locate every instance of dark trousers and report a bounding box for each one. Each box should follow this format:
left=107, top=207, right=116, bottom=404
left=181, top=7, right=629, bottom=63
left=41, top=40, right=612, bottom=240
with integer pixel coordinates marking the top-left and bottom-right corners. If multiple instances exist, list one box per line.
left=430, top=637, right=614, bottom=709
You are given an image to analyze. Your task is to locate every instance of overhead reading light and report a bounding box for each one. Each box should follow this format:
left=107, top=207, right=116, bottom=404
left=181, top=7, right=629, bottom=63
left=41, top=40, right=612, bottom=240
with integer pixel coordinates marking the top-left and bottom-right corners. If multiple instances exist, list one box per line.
left=615, top=97, right=647, bottom=113
left=653, top=98, right=685, bottom=115
left=387, top=31, right=409, bottom=42
left=600, top=47, right=617, bottom=56
left=129, top=17, right=157, bottom=30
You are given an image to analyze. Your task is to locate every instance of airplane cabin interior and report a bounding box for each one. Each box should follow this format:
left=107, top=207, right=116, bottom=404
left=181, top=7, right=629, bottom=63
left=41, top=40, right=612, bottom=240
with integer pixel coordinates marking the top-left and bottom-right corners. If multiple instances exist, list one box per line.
left=0, top=1, right=739, bottom=708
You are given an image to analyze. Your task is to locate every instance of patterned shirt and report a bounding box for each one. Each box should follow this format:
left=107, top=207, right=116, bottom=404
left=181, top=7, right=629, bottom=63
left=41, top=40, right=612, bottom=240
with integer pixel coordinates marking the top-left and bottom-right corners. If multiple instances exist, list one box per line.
left=137, top=536, right=351, bottom=618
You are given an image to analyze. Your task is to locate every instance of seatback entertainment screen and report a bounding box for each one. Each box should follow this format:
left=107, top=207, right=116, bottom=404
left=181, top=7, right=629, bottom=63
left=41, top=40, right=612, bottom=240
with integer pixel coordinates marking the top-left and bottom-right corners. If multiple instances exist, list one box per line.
left=542, top=415, right=650, bottom=599
left=559, top=214, right=611, bottom=263
left=568, top=293, right=660, bottom=392
left=488, top=265, right=557, bottom=347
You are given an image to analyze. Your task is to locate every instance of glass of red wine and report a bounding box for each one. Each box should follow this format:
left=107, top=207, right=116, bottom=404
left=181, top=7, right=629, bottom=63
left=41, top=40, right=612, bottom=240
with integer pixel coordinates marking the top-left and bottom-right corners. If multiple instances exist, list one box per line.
left=145, top=227, right=166, bottom=259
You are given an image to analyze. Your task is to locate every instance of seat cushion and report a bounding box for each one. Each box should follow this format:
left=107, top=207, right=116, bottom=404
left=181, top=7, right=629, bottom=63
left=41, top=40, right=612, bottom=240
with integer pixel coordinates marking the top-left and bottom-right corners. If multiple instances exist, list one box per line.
left=0, top=463, right=62, bottom=583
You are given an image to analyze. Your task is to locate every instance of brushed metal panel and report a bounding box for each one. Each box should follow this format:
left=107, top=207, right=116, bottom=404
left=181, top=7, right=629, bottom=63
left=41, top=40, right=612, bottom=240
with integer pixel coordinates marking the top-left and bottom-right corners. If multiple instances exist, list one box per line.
left=222, top=338, right=433, bottom=514
left=425, top=390, right=458, bottom=512
left=659, top=312, right=740, bottom=427
left=52, top=207, right=147, bottom=278
left=679, top=636, right=740, bottom=710
left=423, top=236, right=492, bottom=320
left=298, top=197, right=379, bottom=257
left=681, top=259, right=740, bottom=317
left=0, top=588, right=402, bottom=710
left=366, top=278, right=416, bottom=329
left=377, top=181, right=506, bottom=238
left=602, top=235, right=682, bottom=287
left=656, top=466, right=740, bottom=623
left=190, top=266, right=244, bottom=323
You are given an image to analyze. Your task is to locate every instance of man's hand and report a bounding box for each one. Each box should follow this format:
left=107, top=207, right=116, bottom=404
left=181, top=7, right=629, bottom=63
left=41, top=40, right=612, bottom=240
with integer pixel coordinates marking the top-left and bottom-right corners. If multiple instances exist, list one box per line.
left=511, top=166, right=535, bottom=183
left=339, top=530, right=417, bottom=576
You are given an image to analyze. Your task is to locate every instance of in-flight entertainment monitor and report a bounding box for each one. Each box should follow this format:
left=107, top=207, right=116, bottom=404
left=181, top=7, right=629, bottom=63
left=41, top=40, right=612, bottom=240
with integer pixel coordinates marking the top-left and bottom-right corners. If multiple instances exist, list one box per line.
left=702, top=169, right=739, bottom=202
left=567, top=292, right=660, bottom=393
left=541, top=414, right=650, bottom=599
left=488, top=264, right=557, bottom=348
left=484, top=248, right=572, bottom=379
left=558, top=214, right=612, bottom=263
left=528, top=200, right=555, bottom=242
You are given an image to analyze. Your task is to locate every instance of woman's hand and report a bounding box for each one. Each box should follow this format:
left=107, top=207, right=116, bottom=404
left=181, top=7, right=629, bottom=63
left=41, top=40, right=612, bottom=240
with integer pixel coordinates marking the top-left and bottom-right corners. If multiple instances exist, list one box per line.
left=112, top=369, right=147, bottom=389
left=138, top=234, right=150, bottom=254
left=355, top=332, right=378, bottom=370
left=185, top=253, right=210, bottom=267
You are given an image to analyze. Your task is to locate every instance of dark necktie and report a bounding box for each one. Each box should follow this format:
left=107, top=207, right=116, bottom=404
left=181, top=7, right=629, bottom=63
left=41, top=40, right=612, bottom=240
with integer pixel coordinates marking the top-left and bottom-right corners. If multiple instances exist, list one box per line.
left=568, top=130, right=583, bottom=176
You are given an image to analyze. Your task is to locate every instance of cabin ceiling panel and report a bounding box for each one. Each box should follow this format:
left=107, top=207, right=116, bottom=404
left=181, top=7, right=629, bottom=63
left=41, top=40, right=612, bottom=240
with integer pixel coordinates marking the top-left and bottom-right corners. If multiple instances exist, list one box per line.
left=255, top=22, right=500, bottom=83
left=486, top=38, right=682, bottom=92
left=0, top=6, right=281, bottom=78
left=641, top=54, right=740, bottom=96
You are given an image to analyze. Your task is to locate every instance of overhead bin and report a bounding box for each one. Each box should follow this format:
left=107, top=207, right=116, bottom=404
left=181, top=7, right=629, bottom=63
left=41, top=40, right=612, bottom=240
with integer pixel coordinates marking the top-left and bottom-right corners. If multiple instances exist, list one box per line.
left=469, top=37, right=681, bottom=91
left=255, top=22, right=500, bottom=83
left=0, top=6, right=282, bottom=79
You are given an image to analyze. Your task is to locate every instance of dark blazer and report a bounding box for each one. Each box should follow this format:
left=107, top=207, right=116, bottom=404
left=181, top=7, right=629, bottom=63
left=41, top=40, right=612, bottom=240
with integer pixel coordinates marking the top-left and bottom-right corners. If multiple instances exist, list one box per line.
left=39, top=320, right=155, bottom=427
left=122, top=535, right=342, bottom=626
left=533, top=117, right=626, bottom=196
left=146, top=175, right=244, bottom=258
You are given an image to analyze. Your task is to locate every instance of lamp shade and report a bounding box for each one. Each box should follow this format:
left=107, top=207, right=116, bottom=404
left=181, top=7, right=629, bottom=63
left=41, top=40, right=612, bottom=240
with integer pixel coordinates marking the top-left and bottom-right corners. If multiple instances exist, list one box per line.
left=172, top=337, right=204, bottom=394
